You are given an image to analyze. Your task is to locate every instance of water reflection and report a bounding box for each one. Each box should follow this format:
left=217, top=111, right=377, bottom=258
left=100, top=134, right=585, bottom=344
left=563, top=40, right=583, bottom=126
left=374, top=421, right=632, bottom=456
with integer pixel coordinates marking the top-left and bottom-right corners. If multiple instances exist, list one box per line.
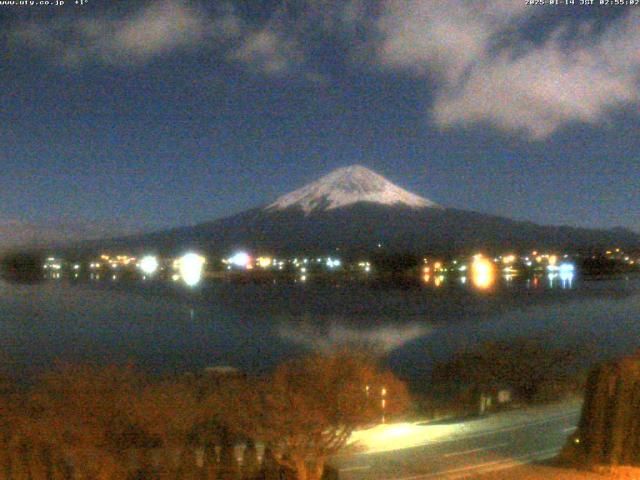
left=560, top=273, right=574, bottom=289
left=0, top=274, right=636, bottom=382
left=277, top=319, right=431, bottom=353
left=549, top=271, right=574, bottom=289
left=421, top=259, right=578, bottom=292
left=559, top=264, right=575, bottom=289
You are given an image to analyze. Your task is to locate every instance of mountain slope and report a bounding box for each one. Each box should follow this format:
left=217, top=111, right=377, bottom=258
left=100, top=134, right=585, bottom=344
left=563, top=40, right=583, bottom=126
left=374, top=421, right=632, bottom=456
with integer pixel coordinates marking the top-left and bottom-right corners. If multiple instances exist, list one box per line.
left=67, top=165, right=640, bottom=256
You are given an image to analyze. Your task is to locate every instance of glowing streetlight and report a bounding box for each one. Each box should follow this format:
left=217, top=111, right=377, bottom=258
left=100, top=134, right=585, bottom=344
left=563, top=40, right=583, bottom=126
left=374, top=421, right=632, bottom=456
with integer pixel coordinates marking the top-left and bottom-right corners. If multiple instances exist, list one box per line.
left=229, top=251, right=251, bottom=269
left=178, top=253, right=206, bottom=287
left=139, top=255, right=159, bottom=275
left=381, top=387, right=387, bottom=424
left=471, top=255, right=496, bottom=290
left=326, top=258, right=341, bottom=269
left=502, top=255, right=516, bottom=265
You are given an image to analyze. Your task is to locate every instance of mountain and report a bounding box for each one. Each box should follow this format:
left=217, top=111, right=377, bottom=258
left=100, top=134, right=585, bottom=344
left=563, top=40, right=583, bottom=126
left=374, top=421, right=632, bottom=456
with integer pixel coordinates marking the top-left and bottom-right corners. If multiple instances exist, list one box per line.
left=67, top=165, right=640, bottom=257
left=266, top=165, right=437, bottom=213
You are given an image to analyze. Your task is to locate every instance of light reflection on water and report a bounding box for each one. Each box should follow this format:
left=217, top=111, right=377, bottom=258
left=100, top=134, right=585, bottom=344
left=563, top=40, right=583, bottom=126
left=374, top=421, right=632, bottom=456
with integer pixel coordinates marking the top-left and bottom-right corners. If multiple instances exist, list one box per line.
left=0, top=275, right=637, bottom=384
left=418, top=269, right=575, bottom=293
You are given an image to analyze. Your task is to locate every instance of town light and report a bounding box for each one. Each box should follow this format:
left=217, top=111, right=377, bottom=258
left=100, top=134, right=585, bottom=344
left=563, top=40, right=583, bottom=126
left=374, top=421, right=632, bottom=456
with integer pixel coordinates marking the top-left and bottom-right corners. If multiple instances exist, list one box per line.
left=178, top=253, right=206, bottom=287
left=471, top=255, right=496, bottom=290
left=326, top=258, right=341, bottom=268
left=139, top=255, right=159, bottom=275
left=229, top=251, right=251, bottom=268
left=257, top=256, right=272, bottom=268
left=502, top=255, right=516, bottom=265
left=559, top=262, right=575, bottom=285
left=381, top=387, right=387, bottom=424
left=559, top=262, right=575, bottom=273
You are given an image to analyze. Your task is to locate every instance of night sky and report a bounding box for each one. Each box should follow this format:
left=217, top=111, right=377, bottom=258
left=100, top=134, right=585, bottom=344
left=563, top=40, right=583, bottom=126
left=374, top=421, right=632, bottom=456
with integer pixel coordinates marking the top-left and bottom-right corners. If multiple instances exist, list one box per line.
left=2, top=0, right=639, bottom=247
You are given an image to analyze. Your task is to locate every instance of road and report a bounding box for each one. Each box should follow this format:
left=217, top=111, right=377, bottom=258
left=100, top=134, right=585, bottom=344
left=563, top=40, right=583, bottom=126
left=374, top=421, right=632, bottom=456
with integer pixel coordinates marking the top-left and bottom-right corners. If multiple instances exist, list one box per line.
left=331, top=400, right=582, bottom=480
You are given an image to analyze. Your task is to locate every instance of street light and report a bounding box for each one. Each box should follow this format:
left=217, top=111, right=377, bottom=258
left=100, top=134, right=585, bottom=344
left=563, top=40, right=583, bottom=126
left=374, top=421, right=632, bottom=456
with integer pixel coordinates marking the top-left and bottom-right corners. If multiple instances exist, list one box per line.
left=178, top=252, right=206, bottom=287
left=381, top=387, right=387, bottom=424
left=139, top=255, right=159, bottom=276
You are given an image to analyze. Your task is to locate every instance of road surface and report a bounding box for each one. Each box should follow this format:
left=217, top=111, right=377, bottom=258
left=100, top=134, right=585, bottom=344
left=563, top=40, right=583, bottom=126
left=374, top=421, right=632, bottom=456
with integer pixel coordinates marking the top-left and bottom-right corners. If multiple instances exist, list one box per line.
left=332, top=399, right=582, bottom=480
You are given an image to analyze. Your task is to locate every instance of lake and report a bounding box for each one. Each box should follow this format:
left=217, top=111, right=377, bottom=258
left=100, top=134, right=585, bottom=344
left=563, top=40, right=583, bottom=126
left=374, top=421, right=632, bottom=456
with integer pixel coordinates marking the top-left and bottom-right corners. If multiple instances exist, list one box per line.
left=1, top=274, right=639, bottom=385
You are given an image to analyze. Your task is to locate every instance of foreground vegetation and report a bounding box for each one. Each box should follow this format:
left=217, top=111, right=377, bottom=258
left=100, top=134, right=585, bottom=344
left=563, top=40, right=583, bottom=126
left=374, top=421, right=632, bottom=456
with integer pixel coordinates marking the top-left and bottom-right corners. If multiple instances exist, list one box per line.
left=560, top=351, right=640, bottom=470
left=0, top=352, right=409, bottom=480
left=416, top=339, right=587, bottom=420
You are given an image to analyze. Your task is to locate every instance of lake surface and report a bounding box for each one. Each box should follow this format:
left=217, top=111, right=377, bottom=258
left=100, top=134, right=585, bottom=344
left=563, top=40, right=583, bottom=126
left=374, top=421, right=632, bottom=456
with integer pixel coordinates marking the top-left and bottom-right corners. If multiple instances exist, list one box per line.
left=1, top=274, right=639, bottom=385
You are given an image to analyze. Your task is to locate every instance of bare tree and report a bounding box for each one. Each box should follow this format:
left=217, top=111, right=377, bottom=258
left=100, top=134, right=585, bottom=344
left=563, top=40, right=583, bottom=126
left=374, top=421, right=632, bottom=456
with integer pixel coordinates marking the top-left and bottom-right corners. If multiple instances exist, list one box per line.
left=0, top=354, right=408, bottom=480
left=246, top=351, right=410, bottom=480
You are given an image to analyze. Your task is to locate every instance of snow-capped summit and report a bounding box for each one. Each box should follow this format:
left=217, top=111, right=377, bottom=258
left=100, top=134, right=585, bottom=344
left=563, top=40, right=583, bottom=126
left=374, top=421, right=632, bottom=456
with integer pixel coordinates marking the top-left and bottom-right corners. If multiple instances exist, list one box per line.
left=267, top=165, right=438, bottom=214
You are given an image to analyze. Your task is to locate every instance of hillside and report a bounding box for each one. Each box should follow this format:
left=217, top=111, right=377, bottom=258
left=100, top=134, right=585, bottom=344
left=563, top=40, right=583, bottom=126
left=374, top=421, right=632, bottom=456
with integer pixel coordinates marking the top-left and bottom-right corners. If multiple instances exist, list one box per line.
left=63, top=165, right=640, bottom=257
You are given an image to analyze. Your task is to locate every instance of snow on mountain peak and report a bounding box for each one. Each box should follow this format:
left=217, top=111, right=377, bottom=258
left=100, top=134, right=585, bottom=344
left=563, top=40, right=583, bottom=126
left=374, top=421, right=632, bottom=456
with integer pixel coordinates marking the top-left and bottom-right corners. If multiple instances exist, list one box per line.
left=266, top=165, right=438, bottom=214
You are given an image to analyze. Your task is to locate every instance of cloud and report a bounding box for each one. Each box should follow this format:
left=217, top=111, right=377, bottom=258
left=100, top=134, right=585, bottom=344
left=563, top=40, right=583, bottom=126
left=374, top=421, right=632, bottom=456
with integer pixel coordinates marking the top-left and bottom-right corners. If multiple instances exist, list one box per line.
left=230, top=27, right=304, bottom=75
left=290, top=0, right=369, bottom=35
left=0, top=217, right=143, bottom=250
left=13, top=0, right=230, bottom=66
left=12, top=0, right=304, bottom=75
left=106, top=1, right=208, bottom=59
left=432, top=36, right=639, bottom=139
left=376, top=0, right=529, bottom=82
left=225, top=0, right=367, bottom=76
left=0, top=220, right=39, bottom=249
left=0, top=219, right=76, bottom=249
left=11, top=0, right=364, bottom=76
left=12, top=0, right=640, bottom=137
left=375, top=1, right=640, bottom=139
